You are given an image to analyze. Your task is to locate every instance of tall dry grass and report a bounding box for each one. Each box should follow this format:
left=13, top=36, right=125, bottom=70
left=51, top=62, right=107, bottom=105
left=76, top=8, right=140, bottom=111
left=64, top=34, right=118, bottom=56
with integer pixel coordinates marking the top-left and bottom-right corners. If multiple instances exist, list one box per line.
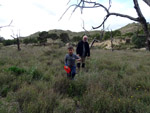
left=0, top=44, right=150, bottom=113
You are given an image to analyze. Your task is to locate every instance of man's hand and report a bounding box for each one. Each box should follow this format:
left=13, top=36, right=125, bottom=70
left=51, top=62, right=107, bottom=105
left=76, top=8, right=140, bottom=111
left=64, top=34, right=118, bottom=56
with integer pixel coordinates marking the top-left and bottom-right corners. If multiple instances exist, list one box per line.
left=77, top=58, right=81, bottom=61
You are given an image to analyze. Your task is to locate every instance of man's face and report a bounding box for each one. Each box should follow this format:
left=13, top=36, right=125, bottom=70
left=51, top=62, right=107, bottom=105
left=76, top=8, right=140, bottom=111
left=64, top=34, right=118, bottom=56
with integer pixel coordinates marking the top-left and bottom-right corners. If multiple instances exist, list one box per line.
left=68, top=49, right=73, bottom=55
left=83, top=36, right=88, bottom=42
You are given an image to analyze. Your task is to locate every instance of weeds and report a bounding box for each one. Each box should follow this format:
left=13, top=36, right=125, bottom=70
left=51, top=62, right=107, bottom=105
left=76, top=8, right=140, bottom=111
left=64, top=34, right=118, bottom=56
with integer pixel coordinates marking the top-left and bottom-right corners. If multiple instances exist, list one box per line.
left=0, top=45, right=150, bottom=112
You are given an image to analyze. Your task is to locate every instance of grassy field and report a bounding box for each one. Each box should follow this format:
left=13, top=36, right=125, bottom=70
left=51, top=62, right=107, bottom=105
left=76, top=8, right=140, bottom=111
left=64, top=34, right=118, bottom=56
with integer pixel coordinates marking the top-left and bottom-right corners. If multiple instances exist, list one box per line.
left=0, top=44, right=150, bottom=113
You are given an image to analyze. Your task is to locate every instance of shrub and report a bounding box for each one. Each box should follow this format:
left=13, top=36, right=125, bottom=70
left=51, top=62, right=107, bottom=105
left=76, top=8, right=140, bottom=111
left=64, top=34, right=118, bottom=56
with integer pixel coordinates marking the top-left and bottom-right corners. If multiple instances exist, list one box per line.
left=28, top=67, right=43, bottom=81
left=0, top=85, right=10, bottom=97
left=37, top=31, right=48, bottom=45
left=103, top=31, right=111, bottom=40
left=53, top=77, right=86, bottom=98
left=2, top=39, right=17, bottom=46
left=48, top=33, right=59, bottom=40
left=59, top=33, right=70, bottom=43
left=16, top=85, right=60, bottom=113
left=54, top=98, right=76, bottom=113
left=72, top=36, right=81, bottom=42
left=132, top=34, right=146, bottom=48
left=23, top=38, right=38, bottom=45
left=8, top=66, right=26, bottom=76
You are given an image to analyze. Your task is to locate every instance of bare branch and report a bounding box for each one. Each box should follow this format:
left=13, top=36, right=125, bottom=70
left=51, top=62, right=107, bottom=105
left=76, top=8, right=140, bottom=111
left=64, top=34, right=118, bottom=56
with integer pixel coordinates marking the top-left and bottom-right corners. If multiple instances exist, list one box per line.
left=10, top=35, right=15, bottom=39
left=59, top=4, right=77, bottom=21
left=143, top=0, right=150, bottom=7
left=0, top=20, right=13, bottom=29
left=81, top=19, right=90, bottom=36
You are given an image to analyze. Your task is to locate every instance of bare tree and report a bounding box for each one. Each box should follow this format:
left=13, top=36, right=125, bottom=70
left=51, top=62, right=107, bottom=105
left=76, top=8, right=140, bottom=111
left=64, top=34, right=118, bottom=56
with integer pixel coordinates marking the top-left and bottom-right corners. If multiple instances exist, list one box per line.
left=143, top=0, right=150, bottom=7
left=110, top=30, right=114, bottom=51
left=62, top=0, right=150, bottom=50
left=0, top=20, right=13, bottom=29
left=11, top=30, right=21, bottom=51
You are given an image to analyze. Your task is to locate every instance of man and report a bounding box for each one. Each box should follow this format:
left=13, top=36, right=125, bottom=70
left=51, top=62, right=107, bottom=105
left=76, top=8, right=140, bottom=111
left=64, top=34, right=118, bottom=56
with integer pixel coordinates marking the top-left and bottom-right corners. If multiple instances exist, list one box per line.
left=76, top=35, right=90, bottom=69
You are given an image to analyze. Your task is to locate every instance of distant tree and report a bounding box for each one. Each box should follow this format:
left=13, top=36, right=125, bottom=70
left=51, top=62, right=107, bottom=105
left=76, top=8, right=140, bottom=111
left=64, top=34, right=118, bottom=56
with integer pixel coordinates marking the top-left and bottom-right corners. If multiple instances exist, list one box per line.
left=0, top=37, right=4, bottom=43
left=37, top=31, right=48, bottom=45
left=112, top=30, right=121, bottom=37
left=72, top=36, right=81, bottom=42
left=90, top=33, right=100, bottom=40
left=132, top=34, right=147, bottom=48
left=23, top=38, right=38, bottom=45
left=10, top=30, right=21, bottom=51
left=124, top=32, right=134, bottom=37
left=2, top=39, right=16, bottom=46
left=48, top=33, right=59, bottom=40
left=103, top=31, right=111, bottom=40
left=59, top=33, right=70, bottom=43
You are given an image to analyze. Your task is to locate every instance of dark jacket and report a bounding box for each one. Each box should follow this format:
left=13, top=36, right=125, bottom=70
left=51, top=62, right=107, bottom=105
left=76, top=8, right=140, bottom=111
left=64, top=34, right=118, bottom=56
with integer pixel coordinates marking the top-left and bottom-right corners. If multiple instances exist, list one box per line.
left=76, top=40, right=90, bottom=57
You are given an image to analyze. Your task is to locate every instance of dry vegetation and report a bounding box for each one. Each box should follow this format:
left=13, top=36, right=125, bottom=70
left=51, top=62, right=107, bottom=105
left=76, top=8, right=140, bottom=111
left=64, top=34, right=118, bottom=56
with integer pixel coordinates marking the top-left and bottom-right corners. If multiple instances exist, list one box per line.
left=0, top=43, right=150, bottom=113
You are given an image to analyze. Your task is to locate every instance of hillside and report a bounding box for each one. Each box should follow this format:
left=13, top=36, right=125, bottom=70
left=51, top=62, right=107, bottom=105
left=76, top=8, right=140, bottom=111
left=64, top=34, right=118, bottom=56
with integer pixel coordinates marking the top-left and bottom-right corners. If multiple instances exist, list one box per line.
left=26, top=22, right=143, bottom=39
left=118, top=22, right=142, bottom=35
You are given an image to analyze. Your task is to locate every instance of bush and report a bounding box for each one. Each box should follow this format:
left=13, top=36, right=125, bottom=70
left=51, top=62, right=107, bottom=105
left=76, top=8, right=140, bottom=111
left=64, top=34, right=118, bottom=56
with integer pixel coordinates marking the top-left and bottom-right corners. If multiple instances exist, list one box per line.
left=16, top=85, right=60, bottom=113
left=59, top=33, right=70, bottom=43
left=132, top=34, right=146, bottom=48
left=72, top=36, right=81, bottom=42
left=8, top=66, right=26, bottom=76
left=53, top=77, right=86, bottom=98
left=23, top=38, right=38, bottom=45
left=124, top=32, right=134, bottom=37
left=48, top=33, right=59, bottom=40
left=37, top=31, right=48, bottom=45
left=2, top=39, right=17, bottom=46
left=54, top=98, right=76, bottom=113
left=103, top=31, right=111, bottom=40
left=81, top=91, right=146, bottom=113
left=28, top=68, right=43, bottom=80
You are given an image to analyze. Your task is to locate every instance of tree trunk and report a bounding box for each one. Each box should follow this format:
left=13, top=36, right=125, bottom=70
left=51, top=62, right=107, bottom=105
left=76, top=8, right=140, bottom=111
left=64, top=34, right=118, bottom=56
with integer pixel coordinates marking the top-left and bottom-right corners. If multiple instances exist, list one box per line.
left=17, top=38, right=21, bottom=51
left=133, top=0, right=150, bottom=50
left=110, top=31, right=114, bottom=51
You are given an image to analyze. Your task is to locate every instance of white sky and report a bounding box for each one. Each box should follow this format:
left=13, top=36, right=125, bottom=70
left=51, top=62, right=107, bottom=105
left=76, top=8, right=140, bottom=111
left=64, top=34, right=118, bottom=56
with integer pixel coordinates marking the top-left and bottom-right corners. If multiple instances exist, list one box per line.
left=0, top=0, right=150, bottom=39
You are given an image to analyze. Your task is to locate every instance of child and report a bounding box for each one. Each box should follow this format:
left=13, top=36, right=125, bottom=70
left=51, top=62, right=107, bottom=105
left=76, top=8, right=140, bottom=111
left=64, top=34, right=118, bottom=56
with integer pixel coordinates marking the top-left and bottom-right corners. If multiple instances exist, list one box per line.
left=64, top=46, right=80, bottom=79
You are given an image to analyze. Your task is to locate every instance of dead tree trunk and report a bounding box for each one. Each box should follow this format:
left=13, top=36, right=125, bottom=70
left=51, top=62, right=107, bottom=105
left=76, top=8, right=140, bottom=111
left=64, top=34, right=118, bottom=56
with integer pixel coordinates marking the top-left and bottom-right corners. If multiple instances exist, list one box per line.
left=16, top=37, right=21, bottom=51
left=133, top=0, right=150, bottom=50
left=110, top=30, right=114, bottom=51
left=90, top=37, right=98, bottom=48
left=11, top=35, right=21, bottom=51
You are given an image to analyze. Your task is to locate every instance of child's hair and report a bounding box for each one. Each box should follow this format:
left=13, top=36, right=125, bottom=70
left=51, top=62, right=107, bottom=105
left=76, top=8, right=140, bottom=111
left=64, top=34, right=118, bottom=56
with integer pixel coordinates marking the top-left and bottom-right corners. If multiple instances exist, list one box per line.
left=68, top=45, right=74, bottom=50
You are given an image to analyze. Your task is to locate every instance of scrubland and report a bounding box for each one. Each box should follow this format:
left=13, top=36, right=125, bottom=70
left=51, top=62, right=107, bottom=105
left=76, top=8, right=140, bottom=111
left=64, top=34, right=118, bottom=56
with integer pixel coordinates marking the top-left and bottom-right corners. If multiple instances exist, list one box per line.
left=0, top=44, right=150, bottom=113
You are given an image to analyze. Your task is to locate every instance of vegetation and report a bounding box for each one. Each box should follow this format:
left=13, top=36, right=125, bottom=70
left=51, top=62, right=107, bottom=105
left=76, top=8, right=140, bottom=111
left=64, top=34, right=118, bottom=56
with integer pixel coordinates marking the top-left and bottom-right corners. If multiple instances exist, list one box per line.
left=59, top=33, right=70, bottom=43
left=23, top=37, right=38, bottom=45
left=37, top=31, right=48, bottom=45
left=0, top=44, right=150, bottom=113
left=132, top=34, right=147, bottom=48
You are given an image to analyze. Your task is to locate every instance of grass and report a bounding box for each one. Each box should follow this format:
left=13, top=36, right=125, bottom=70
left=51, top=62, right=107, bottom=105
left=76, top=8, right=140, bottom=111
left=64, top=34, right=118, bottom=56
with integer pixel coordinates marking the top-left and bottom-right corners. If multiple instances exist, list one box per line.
left=0, top=44, right=150, bottom=113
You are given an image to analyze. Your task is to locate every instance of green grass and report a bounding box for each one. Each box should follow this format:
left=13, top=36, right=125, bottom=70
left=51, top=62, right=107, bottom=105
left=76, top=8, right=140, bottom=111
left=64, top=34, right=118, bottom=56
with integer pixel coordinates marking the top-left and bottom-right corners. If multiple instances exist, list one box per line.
left=0, top=44, right=150, bottom=113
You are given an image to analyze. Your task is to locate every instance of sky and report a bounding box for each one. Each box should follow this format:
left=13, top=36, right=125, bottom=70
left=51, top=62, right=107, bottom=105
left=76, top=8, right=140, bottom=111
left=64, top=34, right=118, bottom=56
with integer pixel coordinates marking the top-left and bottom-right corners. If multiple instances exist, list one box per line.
left=0, top=0, right=150, bottom=39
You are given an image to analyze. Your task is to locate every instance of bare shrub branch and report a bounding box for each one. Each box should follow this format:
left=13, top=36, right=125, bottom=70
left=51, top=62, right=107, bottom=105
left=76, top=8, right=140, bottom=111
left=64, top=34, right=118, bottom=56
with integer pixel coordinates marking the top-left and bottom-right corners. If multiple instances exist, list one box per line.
left=0, top=20, right=13, bottom=29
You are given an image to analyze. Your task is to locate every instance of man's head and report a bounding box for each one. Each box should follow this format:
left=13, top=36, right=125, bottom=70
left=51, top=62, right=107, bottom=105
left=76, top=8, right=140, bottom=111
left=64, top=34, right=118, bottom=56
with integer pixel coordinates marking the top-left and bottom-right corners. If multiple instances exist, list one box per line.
left=68, top=46, right=74, bottom=55
left=83, top=35, right=88, bottom=42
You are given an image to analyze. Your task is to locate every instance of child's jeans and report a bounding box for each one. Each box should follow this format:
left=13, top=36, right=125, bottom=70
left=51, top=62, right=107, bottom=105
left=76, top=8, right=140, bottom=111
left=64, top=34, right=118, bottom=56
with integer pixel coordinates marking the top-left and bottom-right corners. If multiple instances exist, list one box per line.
left=67, top=65, right=76, bottom=79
